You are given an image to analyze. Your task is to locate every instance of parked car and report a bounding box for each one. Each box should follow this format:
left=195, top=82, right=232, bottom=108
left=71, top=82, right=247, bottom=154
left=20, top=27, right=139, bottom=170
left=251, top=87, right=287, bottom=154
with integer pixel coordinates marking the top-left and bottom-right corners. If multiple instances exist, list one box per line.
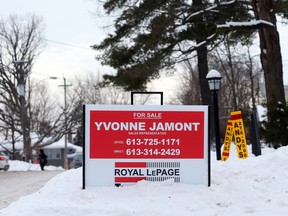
left=69, top=152, right=83, bottom=169
left=0, top=151, right=9, bottom=171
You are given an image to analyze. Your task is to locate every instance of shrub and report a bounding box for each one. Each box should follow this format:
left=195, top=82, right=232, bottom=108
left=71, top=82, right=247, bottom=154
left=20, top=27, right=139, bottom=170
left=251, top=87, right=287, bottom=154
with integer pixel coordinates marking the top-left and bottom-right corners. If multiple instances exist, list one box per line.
left=259, top=102, right=288, bottom=149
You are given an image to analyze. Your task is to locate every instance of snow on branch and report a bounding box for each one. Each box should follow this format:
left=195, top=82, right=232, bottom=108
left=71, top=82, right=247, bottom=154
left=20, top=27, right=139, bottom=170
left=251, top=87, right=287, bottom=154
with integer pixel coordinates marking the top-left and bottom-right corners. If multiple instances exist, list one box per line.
left=217, top=20, right=275, bottom=30
left=186, top=0, right=236, bottom=21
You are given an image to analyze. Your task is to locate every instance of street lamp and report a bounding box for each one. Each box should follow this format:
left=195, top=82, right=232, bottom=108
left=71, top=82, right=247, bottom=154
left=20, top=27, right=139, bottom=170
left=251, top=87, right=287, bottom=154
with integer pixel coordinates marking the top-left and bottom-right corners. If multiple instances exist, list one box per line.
left=38, top=76, right=58, bottom=83
left=206, top=69, right=222, bottom=160
left=33, top=75, right=70, bottom=169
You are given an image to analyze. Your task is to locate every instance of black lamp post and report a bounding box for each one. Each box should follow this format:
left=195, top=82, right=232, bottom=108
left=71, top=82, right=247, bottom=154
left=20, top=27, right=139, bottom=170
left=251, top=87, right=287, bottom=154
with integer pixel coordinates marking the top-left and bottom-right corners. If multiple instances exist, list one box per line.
left=206, top=69, right=222, bottom=160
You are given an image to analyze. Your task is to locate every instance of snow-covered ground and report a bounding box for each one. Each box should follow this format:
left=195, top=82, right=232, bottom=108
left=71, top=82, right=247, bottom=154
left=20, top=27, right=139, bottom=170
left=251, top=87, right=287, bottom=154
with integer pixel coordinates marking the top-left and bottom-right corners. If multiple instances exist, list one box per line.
left=1, top=144, right=288, bottom=216
left=8, top=160, right=64, bottom=171
left=0, top=161, right=64, bottom=209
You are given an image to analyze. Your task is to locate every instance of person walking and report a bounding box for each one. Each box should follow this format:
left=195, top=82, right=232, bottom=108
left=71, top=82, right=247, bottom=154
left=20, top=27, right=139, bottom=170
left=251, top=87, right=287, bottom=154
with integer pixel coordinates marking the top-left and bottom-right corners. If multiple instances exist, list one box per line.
left=38, top=149, right=48, bottom=171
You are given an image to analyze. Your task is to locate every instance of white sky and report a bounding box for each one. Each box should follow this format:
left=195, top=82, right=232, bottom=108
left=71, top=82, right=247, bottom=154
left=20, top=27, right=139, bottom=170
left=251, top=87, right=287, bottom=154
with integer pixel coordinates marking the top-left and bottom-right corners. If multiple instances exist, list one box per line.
left=2, top=145, right=288, bottom=215
left=0, top=0, right=288, bottom=102
left=0, top=0, right=109, bottom=88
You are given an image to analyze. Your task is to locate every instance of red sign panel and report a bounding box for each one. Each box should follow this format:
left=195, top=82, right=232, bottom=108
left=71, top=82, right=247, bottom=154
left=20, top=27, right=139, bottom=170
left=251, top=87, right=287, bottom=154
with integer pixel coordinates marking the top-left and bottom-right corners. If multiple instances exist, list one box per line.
left=89, top=110, right=204, bottom=159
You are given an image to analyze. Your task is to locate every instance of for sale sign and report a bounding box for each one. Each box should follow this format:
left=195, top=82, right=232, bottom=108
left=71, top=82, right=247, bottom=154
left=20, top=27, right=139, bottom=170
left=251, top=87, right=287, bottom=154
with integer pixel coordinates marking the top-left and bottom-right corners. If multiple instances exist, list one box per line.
left=84, top=105, right=210, bottom=187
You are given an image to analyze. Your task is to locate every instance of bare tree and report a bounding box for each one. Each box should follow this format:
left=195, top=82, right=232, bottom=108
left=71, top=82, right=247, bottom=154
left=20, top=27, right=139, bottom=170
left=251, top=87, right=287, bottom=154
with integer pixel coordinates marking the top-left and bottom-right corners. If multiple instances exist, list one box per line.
left=0, top=14, right=45, bottom=161
left=72, top=72, right=153, bottom=105
left=173, top=38, right=263, bottom=139
left=171, top=60, right=201, bottom=105
left=28, top=79, right=66, bottom=141
left=209, top=40, right=263, bottom=112
left=0, top=14, right=66, bottom=161
left=69, top=72, right=153, bottom=146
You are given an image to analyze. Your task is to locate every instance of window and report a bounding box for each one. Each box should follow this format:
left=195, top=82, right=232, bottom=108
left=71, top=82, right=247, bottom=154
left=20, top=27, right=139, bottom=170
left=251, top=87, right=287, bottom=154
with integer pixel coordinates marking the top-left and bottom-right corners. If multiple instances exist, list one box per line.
left=45, top=149, right=62, bottom=160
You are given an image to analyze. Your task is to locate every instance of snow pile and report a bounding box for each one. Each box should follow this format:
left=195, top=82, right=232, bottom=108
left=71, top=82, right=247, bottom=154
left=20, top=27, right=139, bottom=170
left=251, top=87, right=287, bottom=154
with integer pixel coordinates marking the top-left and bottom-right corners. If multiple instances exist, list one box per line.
left=8, top=160, right=64, bottom=171
left=1, top=145, right=288, bottom=216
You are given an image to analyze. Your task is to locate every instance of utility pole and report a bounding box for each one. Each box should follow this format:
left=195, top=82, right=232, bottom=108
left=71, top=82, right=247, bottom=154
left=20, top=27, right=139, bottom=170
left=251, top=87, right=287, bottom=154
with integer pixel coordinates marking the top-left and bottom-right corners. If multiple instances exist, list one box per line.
left=59, top=78, right=72, bottom=169
left=13, top=60, right=30, bottom=162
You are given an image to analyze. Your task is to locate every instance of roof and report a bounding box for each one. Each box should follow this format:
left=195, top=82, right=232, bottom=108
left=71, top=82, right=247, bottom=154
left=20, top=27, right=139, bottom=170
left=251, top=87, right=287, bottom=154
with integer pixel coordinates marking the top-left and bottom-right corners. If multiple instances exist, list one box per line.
left=0, top=133, right=82, bottom=152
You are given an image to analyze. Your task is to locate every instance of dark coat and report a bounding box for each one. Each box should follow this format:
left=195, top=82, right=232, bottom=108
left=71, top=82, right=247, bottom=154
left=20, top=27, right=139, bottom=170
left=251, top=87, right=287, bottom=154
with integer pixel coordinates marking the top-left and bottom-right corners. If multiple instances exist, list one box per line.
left=38, top=149, right=48, bottom=166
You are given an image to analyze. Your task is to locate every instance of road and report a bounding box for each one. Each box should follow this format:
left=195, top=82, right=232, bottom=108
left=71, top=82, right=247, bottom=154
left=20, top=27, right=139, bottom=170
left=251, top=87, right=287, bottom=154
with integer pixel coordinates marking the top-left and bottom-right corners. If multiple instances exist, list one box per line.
left=0, top=171, right=63, bottom=209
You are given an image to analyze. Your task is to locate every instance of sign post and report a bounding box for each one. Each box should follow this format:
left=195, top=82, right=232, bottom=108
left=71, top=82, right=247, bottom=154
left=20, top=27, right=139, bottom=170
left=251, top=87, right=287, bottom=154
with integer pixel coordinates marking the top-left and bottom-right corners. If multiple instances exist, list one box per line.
left=83, top=105, right=210, bottom=187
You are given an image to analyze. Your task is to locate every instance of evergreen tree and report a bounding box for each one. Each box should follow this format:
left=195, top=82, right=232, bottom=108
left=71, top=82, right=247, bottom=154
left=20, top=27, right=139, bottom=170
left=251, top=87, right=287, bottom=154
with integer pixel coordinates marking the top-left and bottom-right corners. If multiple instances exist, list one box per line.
left=260, top=102, right=288, bottom=148
left=93, top=0, right=288, bottom=146
left=93, top=0, right=252, bottom=105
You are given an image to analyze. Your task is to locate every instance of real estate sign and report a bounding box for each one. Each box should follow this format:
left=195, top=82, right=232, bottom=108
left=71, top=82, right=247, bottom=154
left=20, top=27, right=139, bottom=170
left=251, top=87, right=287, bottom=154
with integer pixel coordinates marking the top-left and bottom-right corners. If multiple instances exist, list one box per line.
left=83, top=105, right=210, bottom=187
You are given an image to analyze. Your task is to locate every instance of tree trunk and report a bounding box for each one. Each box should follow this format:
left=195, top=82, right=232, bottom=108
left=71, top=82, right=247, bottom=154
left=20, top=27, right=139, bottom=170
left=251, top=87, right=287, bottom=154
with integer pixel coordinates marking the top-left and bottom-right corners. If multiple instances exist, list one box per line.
left=197, top=45, right=212, bottom=106
left=197, top=42, right=215, bottom=144
left=252, top=0, right=286, bottom=107
left=25, top=138, right=32, bottom=162
left=193, top=0, right=212, bottom=106
left=193, top=0, right=214, bottom=143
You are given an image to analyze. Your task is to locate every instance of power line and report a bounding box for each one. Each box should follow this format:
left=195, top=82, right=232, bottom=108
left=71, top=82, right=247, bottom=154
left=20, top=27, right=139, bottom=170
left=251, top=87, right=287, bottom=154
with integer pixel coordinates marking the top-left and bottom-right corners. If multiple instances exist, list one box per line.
left=45, top=39, right=93, bottom=50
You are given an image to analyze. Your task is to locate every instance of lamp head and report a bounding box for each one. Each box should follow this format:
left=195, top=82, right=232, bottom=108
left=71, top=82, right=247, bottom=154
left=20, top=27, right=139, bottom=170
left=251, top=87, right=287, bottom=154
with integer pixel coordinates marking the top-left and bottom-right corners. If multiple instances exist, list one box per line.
left=206, top=69, right=222, bottom=91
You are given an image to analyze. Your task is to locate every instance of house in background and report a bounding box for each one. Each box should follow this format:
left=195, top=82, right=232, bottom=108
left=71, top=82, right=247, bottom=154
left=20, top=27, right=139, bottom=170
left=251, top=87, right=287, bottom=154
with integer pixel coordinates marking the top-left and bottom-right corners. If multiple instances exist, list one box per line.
left=0, top=134, right=82, bottom=168
left=38, top=139, right=82, bottom=168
